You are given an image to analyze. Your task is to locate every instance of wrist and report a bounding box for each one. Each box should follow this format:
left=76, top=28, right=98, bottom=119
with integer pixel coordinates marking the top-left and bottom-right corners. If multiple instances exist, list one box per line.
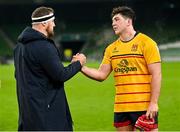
left=81, top=66, right=86, bottom=72
left=149, top=100, right=158, bottom=105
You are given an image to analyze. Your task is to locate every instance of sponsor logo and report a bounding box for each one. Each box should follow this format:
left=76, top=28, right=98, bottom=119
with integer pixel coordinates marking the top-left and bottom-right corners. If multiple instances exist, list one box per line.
left=114, top=59, right=137, bottom=73
left=112, top=47, right=119, bottom=53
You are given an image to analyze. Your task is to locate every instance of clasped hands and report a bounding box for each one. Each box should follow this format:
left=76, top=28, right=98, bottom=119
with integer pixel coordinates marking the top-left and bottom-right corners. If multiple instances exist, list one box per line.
left=71, top=53, right=86, bottom=66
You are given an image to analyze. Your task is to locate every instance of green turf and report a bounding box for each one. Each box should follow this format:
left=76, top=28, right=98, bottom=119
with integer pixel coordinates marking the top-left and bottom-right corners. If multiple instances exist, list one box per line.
left=0, top=62, right=180, bottom=131
left=0, top=64, right=18, bottom=130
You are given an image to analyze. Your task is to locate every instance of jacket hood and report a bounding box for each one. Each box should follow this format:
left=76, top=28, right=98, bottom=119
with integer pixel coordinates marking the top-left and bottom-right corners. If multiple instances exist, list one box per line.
left=17, top=27, right=47, bottom=44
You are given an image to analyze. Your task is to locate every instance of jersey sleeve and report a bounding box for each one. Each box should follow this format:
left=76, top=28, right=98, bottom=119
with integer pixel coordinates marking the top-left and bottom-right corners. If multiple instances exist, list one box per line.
left=101, top=46, right=111, bottom=65
left=143, top=38, right=161, bottom=64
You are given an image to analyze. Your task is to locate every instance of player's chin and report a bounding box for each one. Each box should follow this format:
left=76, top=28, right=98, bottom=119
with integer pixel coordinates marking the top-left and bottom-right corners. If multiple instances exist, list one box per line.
left=114, top=31, right=120, bottom=35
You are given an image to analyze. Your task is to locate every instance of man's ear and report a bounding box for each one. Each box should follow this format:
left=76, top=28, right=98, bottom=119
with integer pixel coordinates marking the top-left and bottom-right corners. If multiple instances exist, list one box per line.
left=42, top=22, right=47, bottom=27
left=127, top=18, right=132, bottom=26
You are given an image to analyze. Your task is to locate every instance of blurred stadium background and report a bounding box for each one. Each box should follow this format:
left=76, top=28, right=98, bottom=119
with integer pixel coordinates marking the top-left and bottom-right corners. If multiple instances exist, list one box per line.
left=0, top=0, right=180, bottom=62
left=0, top=0, right=180, bottom=131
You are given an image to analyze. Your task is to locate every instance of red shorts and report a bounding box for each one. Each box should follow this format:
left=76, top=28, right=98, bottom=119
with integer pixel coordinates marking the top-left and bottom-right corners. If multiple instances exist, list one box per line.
left=114, top=111, right=158, bottom=128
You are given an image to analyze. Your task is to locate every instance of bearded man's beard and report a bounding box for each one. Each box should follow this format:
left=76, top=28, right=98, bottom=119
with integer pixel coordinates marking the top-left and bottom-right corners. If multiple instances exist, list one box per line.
left=46, top=27, right=54, bottom=39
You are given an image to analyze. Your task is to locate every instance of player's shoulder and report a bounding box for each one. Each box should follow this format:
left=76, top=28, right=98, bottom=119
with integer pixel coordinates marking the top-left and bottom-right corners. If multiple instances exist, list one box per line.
left=105, top=39, right=119, bottom=50
left=138, top=33, right=155, bottom=42
left=138, top=32, right=157, bottom=45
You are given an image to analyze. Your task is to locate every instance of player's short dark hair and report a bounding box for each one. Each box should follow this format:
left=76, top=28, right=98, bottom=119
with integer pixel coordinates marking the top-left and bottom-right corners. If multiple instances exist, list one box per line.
left=111, top=6, right=136, bottom=25
left=31, top=6, right=54, bottom=18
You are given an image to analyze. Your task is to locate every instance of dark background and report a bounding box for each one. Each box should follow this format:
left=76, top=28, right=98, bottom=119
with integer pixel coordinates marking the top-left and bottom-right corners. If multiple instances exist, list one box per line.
left=0, top=0, right=179, bottom=61
left=0, top=0, right=179, bottom=25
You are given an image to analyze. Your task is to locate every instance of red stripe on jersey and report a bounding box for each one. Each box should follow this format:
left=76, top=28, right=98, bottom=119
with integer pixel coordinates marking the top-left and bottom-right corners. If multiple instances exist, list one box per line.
left=114, top=74, right=150, bottom=77
left=115, top=101, right=150, bottom=104
left=112, top=56, right=144, bottom=60
left=116, top=92, right=150, bottom=95
left=115, top=83, right=150, bottom=86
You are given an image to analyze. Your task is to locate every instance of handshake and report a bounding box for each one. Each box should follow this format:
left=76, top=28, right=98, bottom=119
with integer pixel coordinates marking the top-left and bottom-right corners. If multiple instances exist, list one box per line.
left=71, top=53, right=86, bottom=66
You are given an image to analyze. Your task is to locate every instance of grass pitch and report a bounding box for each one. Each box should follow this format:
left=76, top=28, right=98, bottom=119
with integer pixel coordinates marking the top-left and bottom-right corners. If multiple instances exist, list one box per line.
left=0, top=62, right=180, bottom=131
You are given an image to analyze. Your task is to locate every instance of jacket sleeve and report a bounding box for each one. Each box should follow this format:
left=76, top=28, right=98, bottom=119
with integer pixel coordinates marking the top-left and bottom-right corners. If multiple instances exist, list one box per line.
left=35, top=42, right=82, bottom=82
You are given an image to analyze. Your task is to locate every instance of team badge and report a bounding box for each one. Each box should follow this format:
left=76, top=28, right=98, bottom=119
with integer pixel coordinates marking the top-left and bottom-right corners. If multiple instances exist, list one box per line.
left=131, top=44, right=138, bottom=52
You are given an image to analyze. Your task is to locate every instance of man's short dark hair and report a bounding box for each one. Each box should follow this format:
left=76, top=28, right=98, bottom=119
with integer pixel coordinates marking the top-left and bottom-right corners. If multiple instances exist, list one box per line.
left=31, top=6, right=54, bottom=18
left=111, top=6, right=136, bottom=25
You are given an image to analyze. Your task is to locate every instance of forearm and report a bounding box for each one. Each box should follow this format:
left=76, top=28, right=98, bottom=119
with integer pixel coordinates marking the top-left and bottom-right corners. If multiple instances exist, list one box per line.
left=60, top=61, right=82, bottom=82
left=150, top=72, right=161, bottom=104
left=81, top=66, right=106, bottom=81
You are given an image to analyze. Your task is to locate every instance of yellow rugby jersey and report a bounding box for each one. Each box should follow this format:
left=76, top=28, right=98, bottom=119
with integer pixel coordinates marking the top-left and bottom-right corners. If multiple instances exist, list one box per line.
left=101, top=33, right=161, bottom=112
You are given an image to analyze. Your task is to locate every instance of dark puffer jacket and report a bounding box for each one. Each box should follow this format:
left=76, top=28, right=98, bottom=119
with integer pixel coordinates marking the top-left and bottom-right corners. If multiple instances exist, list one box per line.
left=14, top=27, right=81, bottom=131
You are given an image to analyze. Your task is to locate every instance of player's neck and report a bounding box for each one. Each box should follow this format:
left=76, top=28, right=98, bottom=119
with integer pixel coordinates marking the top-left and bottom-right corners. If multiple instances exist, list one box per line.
left=119, top=28, right=136, bottom=42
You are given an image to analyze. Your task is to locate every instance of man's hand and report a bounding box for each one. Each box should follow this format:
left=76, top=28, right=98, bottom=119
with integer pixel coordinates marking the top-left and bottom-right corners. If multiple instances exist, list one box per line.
left=71, top=53, right=86, bottom=66
left=146, top=102, right=158, bottom=119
